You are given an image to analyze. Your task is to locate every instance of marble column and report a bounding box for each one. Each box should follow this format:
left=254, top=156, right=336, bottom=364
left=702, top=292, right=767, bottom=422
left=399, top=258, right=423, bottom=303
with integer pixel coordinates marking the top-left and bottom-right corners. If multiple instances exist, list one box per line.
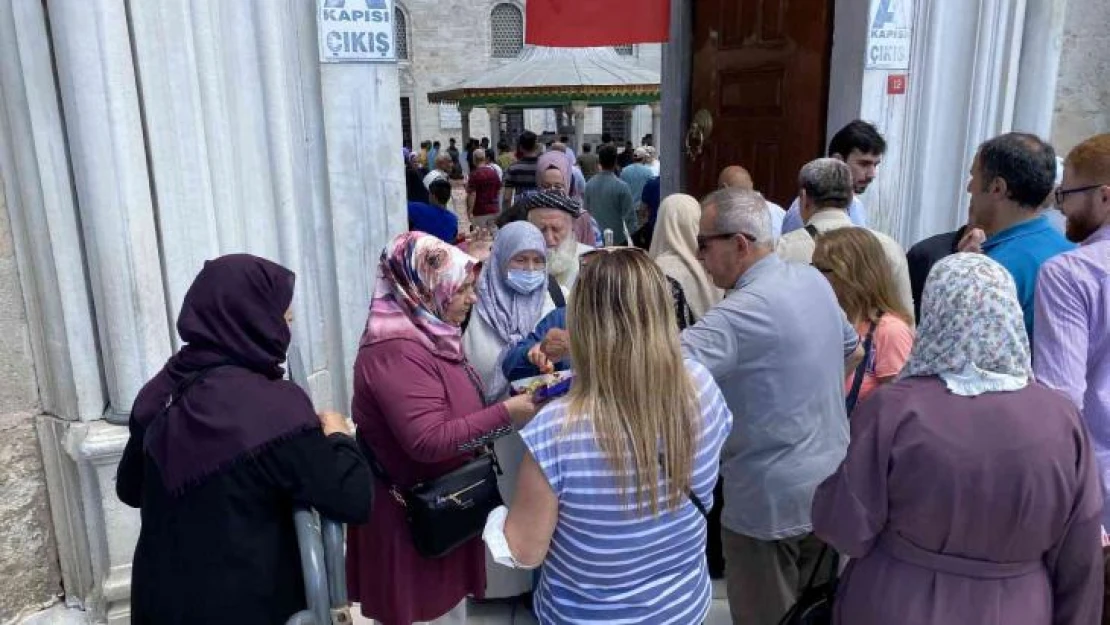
left=486, top=105, right=502, bottom=151
left=0, top=0, right=106, bottom=610
left=570, top=100, right=588, bottom=154
left=320, top=47, right=407, bottom=396
left=649, top=101, right=663, bottom=151
left=460, top=104, right=473, bottom=144
left=47, top=0, right=172, bottom=425
left=0, top=0, right=105, bottom=423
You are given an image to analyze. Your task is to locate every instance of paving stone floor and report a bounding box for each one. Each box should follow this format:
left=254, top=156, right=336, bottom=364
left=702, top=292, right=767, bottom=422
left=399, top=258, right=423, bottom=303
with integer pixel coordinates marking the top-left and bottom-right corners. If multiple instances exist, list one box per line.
left=352, top=579, right=731, bottom=624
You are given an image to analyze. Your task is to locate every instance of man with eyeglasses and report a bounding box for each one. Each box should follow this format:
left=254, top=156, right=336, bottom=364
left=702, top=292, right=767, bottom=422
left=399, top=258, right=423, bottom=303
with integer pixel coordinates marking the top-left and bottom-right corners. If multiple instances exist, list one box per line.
left=1034, top=133, right=1110, bottom=529
left=965, top=132, right=1075, bottom=339
left=680, top=188, right=862, bottom=625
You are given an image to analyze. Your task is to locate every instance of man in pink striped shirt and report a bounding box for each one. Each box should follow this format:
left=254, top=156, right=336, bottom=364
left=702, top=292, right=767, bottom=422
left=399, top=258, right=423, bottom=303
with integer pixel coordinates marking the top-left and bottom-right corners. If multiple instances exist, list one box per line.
left=1034, top=133, right=1110, bottom=525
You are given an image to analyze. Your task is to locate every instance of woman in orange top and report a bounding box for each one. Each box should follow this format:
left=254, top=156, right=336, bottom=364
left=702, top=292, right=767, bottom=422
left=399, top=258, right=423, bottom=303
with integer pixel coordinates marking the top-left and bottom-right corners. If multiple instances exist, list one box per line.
left=812, top=228, right=915, bottom=410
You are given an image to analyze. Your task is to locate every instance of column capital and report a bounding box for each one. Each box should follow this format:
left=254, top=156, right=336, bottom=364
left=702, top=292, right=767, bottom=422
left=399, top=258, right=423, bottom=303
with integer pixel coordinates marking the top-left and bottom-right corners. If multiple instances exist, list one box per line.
left=649, top=101, right=662, bottom=115
left=485, top=104, right=501, bottom=117
left=458, top=103, right=473, bottom=115
left=569, top=100, right=588, bottom=116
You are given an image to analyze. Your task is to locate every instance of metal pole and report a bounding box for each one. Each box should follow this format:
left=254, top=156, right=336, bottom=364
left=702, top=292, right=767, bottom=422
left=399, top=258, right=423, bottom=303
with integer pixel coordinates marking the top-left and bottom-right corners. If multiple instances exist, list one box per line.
left=292, top=508, right=331, bottom=625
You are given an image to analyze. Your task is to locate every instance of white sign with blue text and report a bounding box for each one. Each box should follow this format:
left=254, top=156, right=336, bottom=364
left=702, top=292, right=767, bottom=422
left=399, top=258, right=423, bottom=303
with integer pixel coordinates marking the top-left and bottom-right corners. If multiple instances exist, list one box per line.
left=317, top=0, right=396, bottom=63
left=865, top=0, right=913, bottom=71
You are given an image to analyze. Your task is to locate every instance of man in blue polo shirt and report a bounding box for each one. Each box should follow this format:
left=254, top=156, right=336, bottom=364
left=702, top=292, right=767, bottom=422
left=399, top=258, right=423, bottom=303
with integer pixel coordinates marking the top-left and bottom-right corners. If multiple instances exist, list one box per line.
left=966, top=132, right=1075, bottom=338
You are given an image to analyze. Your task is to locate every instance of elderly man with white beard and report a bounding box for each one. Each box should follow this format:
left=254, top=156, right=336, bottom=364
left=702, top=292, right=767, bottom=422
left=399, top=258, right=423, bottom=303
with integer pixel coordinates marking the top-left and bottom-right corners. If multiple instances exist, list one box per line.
left=525, top=190, right=594, bottom=289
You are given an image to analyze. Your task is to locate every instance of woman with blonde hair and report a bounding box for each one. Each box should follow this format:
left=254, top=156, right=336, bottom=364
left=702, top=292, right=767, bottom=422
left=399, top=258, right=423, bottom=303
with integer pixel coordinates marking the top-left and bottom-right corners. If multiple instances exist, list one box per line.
left=812, top=228, right=915, bottom=410
left=649, top=193, right=723, bottom=320
left=483, top=248, right=733, bottom=623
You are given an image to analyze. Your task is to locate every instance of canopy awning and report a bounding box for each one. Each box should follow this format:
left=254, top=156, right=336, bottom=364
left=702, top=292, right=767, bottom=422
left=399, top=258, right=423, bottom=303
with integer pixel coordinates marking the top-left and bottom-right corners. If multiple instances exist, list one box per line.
left=427, top=46, right=660, bottom=108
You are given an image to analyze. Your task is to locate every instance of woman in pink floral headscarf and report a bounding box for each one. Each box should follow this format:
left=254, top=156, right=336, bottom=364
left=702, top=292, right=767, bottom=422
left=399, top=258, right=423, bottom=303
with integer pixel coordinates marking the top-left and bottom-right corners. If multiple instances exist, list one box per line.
left=347, top=232, right=539, bottom=625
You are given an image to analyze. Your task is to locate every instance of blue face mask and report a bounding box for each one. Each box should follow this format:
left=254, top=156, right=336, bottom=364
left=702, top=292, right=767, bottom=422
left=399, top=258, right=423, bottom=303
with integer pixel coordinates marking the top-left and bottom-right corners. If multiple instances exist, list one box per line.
left=505, top=269, right=546, bottom=295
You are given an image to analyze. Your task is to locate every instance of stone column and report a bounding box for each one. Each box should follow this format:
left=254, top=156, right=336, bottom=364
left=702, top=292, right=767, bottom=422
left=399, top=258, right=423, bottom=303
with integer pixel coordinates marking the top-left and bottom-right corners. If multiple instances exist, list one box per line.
left=570, top=100, right=588, bottom=153
left=320, top=43, right=408, bottom=392
left=459, top=104, right=473, bottom=144
left=649, top=101, right=663, bottom=151
left=486, top=105, right=501, bottom=151
left=47, top=0, right=172, bottom=425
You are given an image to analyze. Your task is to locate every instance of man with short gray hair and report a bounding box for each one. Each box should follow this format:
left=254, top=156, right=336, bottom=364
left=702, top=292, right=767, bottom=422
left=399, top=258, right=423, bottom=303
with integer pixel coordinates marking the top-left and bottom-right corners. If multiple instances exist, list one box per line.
left=681, top=188, right=862, bottom=625
left=777, top=158, right=915, bottom=316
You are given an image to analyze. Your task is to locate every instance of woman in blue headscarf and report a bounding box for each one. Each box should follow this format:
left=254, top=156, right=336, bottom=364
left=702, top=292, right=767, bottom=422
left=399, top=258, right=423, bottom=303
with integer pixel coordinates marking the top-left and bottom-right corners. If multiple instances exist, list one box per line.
left=462, top=220, right=564, bottom=600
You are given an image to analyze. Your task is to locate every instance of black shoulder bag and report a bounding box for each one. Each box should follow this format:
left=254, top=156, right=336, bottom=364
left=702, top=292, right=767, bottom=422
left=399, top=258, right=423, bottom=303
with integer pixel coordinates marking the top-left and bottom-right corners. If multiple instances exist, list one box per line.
left=777, top=543, right=839, bottom=625
left=359, top=364, right=506, bottom=559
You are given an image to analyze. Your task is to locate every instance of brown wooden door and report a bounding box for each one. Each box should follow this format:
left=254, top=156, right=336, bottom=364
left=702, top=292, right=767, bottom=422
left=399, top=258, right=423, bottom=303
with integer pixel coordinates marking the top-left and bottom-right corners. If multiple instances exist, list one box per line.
left=686, top=0, right=834, bottom=206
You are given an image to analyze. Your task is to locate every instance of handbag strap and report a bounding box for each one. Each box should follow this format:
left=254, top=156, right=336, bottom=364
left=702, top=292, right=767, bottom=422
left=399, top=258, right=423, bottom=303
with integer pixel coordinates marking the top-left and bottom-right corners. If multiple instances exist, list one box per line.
left=143, top=361, right=235, bottom=449
left=845, top=315, right=880, bottom=416
left=358, top=429, right=503, bottom=507
left=800, top=543, right=839, bottom=592
left=657, top=453, right=709, bottom=518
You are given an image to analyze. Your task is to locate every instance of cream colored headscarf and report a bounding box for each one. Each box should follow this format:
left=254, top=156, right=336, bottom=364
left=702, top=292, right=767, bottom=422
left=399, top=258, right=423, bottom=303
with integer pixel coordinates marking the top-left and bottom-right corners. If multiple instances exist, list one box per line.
left=648, top=194, right=723, bottom=319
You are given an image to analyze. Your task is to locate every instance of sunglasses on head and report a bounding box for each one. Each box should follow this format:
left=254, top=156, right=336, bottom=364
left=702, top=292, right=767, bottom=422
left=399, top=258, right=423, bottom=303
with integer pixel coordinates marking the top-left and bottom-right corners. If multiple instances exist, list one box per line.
left=579, top=246, right=649, bottom=265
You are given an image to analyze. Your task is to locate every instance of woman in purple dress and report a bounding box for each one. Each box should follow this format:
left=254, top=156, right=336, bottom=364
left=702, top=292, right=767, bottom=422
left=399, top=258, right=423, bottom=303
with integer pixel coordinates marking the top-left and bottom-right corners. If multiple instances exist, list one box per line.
left=812, top=253, right=1103, bottom=625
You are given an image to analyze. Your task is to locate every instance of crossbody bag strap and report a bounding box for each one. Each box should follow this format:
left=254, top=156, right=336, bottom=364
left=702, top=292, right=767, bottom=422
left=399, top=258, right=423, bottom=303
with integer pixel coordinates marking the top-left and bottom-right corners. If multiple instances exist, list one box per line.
left=658, top=453, right=710, bottom=518
left=846, top=314, right=881, bottom=416
left=356, top=434, right=410, bottom=507
left=143, top=360, right=235, bottom=451
left=547, top=278, right=566, bottom=309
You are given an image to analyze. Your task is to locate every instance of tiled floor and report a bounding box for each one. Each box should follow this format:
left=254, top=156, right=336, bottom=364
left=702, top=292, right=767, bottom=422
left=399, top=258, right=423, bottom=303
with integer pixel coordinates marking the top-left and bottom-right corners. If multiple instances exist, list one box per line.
left=352, top=580, right=732, bottom=624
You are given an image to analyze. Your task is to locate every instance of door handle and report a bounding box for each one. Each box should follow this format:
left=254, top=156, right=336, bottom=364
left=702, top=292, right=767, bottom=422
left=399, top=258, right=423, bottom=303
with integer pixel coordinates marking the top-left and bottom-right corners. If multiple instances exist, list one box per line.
left=685, top=109, right=713, bottom=161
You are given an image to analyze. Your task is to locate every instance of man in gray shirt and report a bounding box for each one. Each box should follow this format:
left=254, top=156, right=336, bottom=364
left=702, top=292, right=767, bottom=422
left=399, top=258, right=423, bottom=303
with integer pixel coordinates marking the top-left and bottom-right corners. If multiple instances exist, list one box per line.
left=584, top=144, right=637, bottom=244
left=681, top=188, right=861, bottom=625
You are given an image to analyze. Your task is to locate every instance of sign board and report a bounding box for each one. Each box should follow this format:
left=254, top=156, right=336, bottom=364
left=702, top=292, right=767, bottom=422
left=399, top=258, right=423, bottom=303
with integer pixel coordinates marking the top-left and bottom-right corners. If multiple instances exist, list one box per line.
left=439, top=103, right=462, bottom=130
left=865, top=0, right=913, bottom=70
left=317, top=0, right=396, bottom=63
left=887, top=74, right=907, bottom=95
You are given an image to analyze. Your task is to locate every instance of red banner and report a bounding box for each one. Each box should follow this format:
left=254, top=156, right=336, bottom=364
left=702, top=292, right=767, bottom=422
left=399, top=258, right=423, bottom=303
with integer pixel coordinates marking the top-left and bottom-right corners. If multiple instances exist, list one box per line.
left=525, top=0, right=670, bottom=46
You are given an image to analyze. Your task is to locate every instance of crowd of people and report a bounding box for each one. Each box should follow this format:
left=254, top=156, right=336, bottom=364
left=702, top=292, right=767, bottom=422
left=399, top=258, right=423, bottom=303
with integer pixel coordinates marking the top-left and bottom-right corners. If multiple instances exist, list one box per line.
left=117, top=122, right=1109, bottom=625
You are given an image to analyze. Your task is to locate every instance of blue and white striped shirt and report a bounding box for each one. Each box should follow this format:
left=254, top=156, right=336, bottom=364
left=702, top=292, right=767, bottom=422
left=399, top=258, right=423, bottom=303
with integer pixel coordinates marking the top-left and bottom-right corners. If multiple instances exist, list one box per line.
left=519, top=359, right=732, bottom=624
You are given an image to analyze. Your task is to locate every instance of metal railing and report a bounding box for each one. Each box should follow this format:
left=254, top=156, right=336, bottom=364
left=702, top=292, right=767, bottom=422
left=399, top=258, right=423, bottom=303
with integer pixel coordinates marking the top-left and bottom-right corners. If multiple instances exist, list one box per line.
left=285, top=347, right=357, bottom=625
left=287, top=509, right=351, bottom=625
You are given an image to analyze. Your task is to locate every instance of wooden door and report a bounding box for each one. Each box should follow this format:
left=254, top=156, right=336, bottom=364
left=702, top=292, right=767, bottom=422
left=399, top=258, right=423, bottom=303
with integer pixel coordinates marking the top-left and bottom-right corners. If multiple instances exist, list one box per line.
left=686, top=0, right=834, bottom=205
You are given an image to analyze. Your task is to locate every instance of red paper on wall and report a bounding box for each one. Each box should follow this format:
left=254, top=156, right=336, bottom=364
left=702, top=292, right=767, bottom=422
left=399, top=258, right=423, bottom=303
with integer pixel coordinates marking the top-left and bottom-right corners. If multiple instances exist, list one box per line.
left=525, top=0, right=671, bottom=46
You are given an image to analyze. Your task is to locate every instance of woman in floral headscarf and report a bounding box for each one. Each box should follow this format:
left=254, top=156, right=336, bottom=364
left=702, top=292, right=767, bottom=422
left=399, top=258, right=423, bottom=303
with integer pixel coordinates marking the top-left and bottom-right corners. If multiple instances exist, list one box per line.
left=347, top=232, right=539, bottom=625
left=812, top=253, right=1103, bottom=625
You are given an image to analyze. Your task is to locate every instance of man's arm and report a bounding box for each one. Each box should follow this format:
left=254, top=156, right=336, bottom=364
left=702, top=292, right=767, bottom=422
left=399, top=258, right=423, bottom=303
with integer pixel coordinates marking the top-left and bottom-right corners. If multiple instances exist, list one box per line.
left=1033, top=259, right=1089, bottom=411
left=466, top=191, right=476, bottom=220
left=502, top=308, right=568, bottom=382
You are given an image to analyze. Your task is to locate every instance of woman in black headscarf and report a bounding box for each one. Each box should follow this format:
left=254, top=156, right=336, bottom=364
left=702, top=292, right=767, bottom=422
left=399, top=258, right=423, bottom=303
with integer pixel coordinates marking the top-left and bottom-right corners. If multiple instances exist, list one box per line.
left=117, top=254, right=372, bottom=625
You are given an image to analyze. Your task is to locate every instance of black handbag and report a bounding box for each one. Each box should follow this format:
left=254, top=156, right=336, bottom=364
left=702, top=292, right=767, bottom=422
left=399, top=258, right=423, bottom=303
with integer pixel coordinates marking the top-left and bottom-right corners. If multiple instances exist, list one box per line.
left=359, top=363, right=506, bottom=559
left=777, top=544, right=839, bottom=625
left=363, top=439, right=504, bottom=559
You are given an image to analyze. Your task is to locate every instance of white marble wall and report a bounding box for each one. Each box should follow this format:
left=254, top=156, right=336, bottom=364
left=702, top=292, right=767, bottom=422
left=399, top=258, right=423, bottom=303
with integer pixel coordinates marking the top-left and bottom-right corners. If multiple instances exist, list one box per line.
left=830, top=0, right=1065, bottom=246
left=1052, top=0, right=1110, bottom=153
left=0, top=0, right=406, bottom=621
